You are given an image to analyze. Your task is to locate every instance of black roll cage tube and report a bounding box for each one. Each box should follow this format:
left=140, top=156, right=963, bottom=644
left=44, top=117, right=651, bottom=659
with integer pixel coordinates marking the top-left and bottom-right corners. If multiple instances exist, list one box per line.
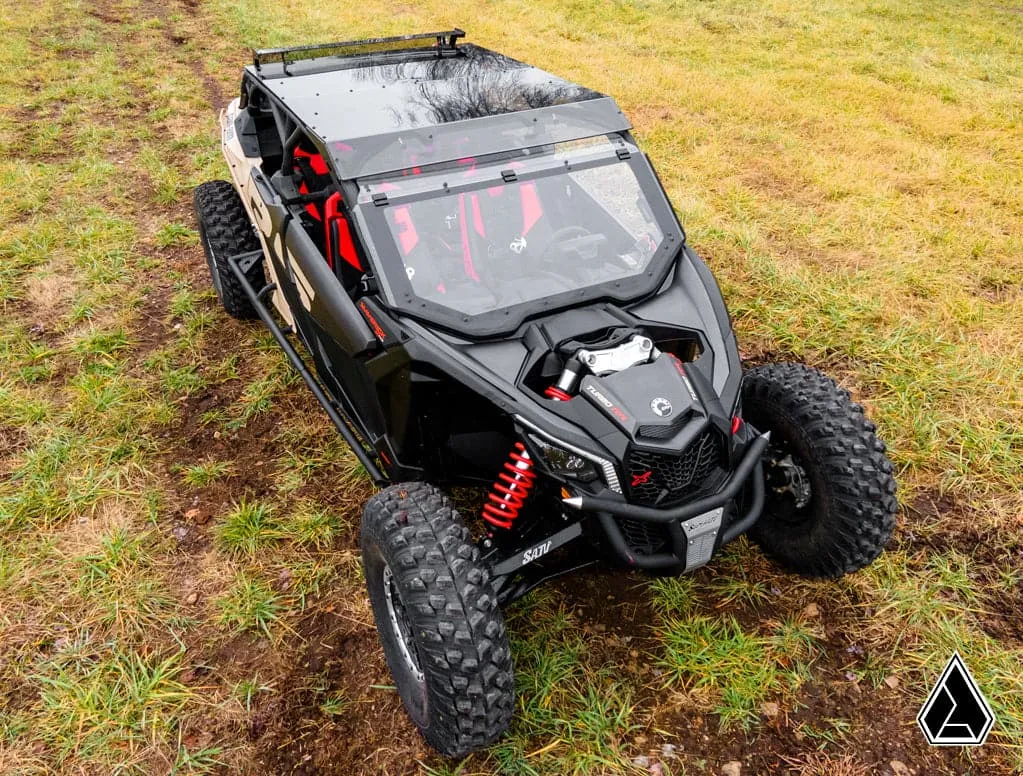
left=567, top=432, right=769, bottom=570
left=568, top=432, right=770, bottom=523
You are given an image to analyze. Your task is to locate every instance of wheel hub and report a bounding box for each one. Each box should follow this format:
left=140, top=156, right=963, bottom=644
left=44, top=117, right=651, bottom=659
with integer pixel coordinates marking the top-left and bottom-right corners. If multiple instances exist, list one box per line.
left=382, top=564, right=424, bottom=683
left=767, top=452, right=813, bottom=509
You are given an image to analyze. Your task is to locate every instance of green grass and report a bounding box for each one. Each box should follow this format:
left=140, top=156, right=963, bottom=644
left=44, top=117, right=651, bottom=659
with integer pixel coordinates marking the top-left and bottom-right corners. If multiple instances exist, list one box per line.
left=0, top=0, right=1020, bottom=772
left=216, top=572, right=282, bottom=637
left=217, top=501, right=282, bottom=556
left=318, top=690, right=352, bottom=717
left=233, top=675, right=275, bottom=713
left=31, top=645, right=193, bottom=771
left=156, top=222, right=199, bottom=249
left=74, top=528, right=175, bottom=635
left=277, top=503, right=347, bottom=549
left=658, top=614, right=790, bottom=730
left=178, top=459, right=233, bottom=487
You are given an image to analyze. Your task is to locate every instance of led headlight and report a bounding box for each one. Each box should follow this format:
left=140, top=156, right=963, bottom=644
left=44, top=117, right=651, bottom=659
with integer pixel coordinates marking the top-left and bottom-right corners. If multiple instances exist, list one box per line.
left=517, top=416, right=622, bottom=493
left=528, top=436, right=597, bottom=482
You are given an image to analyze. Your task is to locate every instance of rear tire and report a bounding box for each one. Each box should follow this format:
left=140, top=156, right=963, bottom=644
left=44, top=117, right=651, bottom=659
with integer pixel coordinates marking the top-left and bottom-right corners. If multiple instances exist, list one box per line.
left=361, top=482, right=514, bottom=757
left=741, top=363, right=897, bottom=577
left=194, top=180, right=265, bottom=319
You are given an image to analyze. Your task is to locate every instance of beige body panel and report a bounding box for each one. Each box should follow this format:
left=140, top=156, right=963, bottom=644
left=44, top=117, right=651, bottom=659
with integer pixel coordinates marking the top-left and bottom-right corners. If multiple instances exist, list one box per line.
left=219, top=100, right=296, bottom=328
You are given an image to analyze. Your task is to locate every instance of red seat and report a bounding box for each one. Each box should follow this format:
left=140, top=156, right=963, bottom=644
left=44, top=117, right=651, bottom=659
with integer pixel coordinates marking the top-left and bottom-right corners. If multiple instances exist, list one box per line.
left=293, top=148, right=362, bottom=273
left=325, top=192, right=362, bottom=272
left=293, top=146, right=330, bottom=220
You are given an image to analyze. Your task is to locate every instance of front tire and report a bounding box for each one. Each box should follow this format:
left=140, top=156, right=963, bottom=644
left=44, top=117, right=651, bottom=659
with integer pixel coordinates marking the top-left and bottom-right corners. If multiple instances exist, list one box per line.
left=361, top=483, right=514, bottom=757
left=741, top=363, right=897, bottom=577
left=194, top=180, right=265, bottom=319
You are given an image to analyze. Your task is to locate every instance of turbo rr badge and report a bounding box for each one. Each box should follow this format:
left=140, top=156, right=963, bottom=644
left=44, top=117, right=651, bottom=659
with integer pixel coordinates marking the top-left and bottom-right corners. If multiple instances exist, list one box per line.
left=650, top=397, right=673, bottom=417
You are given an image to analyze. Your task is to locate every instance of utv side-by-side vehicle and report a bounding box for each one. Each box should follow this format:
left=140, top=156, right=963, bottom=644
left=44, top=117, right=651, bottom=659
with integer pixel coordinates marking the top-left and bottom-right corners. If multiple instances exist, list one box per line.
left=194, top=30, right=897, bottom=757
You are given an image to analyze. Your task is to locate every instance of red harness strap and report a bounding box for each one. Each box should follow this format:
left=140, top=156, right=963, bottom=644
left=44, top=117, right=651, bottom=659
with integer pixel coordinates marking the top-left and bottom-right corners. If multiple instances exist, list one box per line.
left=292, top=148, right=361, bottom=272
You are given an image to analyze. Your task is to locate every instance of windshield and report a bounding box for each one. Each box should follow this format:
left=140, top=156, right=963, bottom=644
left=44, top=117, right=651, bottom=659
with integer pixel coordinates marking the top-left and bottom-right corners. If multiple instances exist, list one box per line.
left=357, top=137, right=680, bottom=331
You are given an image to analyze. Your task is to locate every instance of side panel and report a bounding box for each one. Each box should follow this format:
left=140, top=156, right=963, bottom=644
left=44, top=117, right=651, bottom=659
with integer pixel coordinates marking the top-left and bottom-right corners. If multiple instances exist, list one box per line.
left=243, top=162, right=387, bottom=451
left=219, top=100, right=295, bottom=327
left=218, top=100, right=403, bottom=470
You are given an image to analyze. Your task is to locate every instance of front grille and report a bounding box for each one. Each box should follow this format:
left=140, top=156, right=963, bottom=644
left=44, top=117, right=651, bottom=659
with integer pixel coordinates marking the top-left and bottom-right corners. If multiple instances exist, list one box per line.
left=626, top=430, right=722, bottom=507
left=617, top=518, right=670, bottom=555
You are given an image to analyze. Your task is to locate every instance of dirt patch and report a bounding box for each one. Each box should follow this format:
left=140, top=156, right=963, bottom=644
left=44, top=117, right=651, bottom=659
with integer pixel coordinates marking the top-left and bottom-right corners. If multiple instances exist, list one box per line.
left=84, top=6, right=123, bottom=25
left=900, top=491, right=1023, bottom=566
left=1, top=106, right=75, bottom=163
left=251, top=614, right=427, bottom=776
left=899, top=492, right=1023, bottom=648
left=0, top=424, right=31, bottom=474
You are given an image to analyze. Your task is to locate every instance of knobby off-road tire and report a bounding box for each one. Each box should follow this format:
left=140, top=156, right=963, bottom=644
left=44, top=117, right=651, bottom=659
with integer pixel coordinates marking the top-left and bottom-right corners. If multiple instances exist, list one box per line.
left=741, top=363, right=897, bottom=577
left=361, top=483, right=514, bottom=757
left=194, top=180, right=266, bottom=319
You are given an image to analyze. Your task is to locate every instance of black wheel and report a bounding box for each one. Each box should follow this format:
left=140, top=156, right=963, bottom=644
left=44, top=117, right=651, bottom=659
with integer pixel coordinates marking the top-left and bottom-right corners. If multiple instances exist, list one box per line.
left=361, top=483, right=514, bottom=757
left=193, top=180, right=265, bottom=319
left=741, top=363, right=897, bottom=577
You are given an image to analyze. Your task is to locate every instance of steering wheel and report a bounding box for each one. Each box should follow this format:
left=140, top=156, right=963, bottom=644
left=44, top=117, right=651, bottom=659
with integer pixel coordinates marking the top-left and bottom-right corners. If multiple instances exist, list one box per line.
left=541, top=226, right=592, bottom=262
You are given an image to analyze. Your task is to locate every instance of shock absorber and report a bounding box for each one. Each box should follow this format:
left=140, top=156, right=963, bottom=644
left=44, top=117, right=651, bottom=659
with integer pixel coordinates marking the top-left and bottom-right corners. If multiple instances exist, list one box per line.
left=544, top=358, right=584, bottom=401
left=544, top=385, right=572, bottom=401
left=482, top=442, right=536, bottom=529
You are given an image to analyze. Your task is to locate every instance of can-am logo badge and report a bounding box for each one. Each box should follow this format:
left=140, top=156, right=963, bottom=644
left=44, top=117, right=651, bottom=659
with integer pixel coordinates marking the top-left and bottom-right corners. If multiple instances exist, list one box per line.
left=650, top=397, right=672, bottom=417
left=631, top=470, right=653, bottom=487
left=917, top=652, right=994, bottom=746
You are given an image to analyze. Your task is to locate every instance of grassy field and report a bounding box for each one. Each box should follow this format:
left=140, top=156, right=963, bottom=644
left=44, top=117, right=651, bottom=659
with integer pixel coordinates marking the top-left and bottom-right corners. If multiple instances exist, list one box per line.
left=0, top=0, right=1021, bottom=773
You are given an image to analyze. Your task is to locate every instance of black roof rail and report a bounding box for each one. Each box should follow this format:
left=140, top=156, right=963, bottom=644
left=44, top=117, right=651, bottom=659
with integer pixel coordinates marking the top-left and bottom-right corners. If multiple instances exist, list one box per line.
left=253, top=29, right=466, bottom=74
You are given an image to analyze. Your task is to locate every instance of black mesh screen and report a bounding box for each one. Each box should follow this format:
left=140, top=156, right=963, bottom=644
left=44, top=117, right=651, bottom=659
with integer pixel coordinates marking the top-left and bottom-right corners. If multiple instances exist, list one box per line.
left=626, top=431, right=722, bottom=508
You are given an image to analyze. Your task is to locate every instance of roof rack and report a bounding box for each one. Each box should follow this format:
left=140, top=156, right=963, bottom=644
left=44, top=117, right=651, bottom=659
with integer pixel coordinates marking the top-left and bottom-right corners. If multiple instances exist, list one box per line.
left=253, top=29, right=466, bottom=73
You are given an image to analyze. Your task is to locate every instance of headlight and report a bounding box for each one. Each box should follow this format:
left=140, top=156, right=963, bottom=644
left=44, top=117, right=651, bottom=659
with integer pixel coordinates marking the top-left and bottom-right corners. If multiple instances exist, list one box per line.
left=517, top=415, right=622, bottom=493
left=529, top=436, right=598, bottom=482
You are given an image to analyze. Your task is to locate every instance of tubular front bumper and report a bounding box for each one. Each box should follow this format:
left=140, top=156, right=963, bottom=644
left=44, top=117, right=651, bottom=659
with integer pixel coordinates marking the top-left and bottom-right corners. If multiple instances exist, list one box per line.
left=564, top=432, right=770, bottom=570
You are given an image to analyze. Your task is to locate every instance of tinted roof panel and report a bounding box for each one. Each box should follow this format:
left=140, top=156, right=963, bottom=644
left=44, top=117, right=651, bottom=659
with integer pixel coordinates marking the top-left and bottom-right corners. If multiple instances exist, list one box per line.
left=249, top=44, right=631, bottom=178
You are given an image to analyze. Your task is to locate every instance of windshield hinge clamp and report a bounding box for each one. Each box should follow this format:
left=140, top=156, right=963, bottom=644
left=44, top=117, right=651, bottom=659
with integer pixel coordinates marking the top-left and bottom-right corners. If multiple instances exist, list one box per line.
left=616, top=148, right=631, bottom=160
left=371, top=192, right=389, bottom=207
left=501, top=169, right=518, bottom=183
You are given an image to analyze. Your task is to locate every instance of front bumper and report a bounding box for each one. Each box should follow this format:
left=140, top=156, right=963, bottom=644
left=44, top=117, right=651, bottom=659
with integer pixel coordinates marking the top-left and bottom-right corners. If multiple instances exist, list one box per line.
left=564, top=431, right=770, bottom=570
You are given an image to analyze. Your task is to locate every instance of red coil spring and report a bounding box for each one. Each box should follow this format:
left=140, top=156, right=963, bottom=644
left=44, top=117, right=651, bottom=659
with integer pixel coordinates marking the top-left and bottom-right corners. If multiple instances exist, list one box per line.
left=544, top=385, right=572, bottom=401
left=482, top=442, right=536, bottom=529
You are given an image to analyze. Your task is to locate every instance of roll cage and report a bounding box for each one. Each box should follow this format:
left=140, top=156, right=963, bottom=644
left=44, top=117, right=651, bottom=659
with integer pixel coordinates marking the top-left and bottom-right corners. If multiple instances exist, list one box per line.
left=234, top=86, right=685, bottom=338
left=230, top=31, right=670, bottom=335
